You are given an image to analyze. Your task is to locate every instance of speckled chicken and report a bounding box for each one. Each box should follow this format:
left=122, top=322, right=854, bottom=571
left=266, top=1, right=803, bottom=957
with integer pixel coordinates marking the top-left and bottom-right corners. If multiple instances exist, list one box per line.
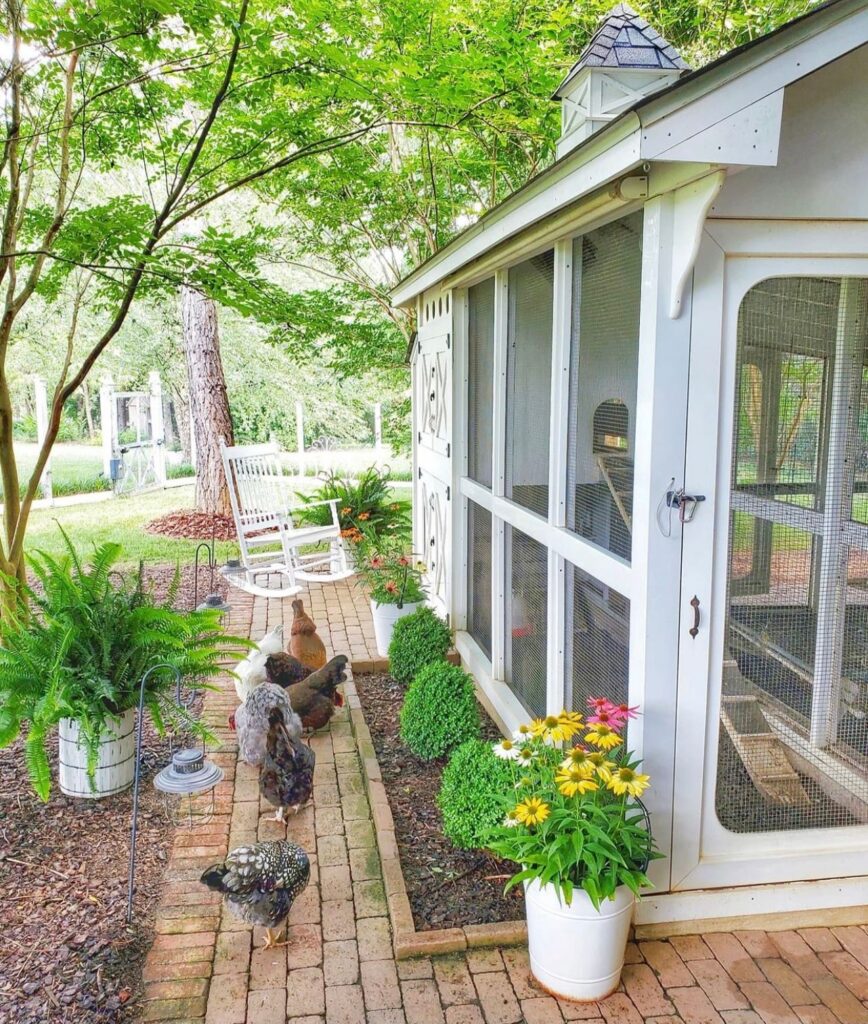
left=231, top=683, right=302, bottom=766
left=200, top=840, right=310, bottom=948
left=288, top=599, right=327, bottom=671
left=265, top=651, right=311, bottom=689
left=286, top=654, right=348, bottom=732
left=260, top=706, right=316, bottom=820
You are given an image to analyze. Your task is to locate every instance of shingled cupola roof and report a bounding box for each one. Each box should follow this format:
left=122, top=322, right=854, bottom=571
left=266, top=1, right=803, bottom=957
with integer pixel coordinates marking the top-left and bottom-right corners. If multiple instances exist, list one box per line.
left=554, top=4, right=689, bottom=157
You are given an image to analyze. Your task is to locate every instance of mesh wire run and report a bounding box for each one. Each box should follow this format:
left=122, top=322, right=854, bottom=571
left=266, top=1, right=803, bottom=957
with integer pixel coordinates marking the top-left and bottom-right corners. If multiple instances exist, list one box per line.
left=717, top=276, right=868, bottom=835
left=505, top=525, right=548, bottom=718
left=468, top=278, right=495, bottom=488
left=466, top=501, right=492, bottom=659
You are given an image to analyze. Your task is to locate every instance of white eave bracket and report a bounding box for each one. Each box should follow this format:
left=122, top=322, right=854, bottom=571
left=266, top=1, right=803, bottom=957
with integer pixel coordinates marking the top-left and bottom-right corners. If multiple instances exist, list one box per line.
left=669, top=169, right=726, bottom=319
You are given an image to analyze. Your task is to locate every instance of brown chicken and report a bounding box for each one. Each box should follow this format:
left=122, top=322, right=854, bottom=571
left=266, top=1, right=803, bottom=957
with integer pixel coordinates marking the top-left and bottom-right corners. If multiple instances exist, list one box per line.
left=286, top=655, right=349, bottom=732
left=288, top=599, right=327, bottom=671
left=265, top=652, right=311, bottom=689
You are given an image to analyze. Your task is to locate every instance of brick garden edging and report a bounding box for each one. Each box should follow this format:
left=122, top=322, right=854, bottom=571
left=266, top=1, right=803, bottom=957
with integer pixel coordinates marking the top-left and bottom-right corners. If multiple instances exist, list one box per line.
left=343, top=665, right=528, bottom=960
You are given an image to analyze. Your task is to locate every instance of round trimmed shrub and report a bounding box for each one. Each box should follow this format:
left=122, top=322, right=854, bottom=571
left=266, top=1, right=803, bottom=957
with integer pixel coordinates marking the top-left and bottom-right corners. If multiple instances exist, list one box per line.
left=438, top=739, right=514, bottom=850
left=388, top=605, right=451, bottom=686
left=399, top=661, right=479, bottom=760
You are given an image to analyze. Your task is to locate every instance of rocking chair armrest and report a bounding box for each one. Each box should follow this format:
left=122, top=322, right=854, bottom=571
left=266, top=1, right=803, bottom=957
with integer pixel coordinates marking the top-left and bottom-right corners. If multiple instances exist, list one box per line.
left=299, top=497, right=342, bottom=527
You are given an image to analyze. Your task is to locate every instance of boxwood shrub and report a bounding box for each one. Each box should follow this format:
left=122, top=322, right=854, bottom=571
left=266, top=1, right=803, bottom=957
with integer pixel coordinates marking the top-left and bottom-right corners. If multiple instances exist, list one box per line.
left=388, top=605, right=451, bottom=686
left=438, top=739, right=513, bottom=850
left=398, top=661, right=479, bottom=760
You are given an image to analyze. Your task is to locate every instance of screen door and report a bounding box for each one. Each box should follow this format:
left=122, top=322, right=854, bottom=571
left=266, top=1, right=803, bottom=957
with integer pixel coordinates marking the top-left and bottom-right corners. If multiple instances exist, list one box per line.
left=673, top=244, right=868, bottom=891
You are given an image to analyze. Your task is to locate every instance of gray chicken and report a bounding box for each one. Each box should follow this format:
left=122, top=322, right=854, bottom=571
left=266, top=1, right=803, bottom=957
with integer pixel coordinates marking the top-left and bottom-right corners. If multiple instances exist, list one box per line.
left=231, top=683, right=302, bottom=766
left=200, top=840, right=310, bottom=948
left=260, top=706, right=316, bottom=821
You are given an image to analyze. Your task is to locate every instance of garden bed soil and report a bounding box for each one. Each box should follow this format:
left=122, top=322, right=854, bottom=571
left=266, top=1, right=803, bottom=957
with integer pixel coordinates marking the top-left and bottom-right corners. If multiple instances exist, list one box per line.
left=354, top=671, right=524, bottom=931
left=0, top=563, right=220, bottom=1024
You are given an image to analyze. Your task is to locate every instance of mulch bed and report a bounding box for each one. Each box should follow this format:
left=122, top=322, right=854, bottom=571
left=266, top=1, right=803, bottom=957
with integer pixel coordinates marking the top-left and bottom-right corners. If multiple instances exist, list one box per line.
left=354, top=672, right=524, bottom=931
left=145, top=509, right=236, bottom=541
left=0, top=565, right=221, bottom=1024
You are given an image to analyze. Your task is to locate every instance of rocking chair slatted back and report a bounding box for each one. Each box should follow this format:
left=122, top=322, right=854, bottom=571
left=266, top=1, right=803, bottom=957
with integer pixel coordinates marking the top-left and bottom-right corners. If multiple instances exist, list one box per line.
left=219, top=439, right=353, bottom=599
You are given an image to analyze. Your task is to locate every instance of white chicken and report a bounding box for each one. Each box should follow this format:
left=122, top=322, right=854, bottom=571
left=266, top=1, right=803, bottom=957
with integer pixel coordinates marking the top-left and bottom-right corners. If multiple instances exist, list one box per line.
left=231, top=683, right=302, bottom=766
left=234, top=625, right=285, bottom=703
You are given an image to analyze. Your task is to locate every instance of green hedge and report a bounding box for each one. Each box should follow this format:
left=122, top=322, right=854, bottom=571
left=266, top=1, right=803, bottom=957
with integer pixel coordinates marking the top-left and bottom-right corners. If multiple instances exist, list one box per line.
left=388, top=605, right=451, bottom=686
left=399, top=661, right=479, bottom=760
left=438, top=739, right=513, bottom=850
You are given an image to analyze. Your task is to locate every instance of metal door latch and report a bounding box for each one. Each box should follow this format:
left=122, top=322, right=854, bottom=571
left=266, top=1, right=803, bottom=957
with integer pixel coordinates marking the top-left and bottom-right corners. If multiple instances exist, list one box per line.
left=666, top=487, right=706, bottom=523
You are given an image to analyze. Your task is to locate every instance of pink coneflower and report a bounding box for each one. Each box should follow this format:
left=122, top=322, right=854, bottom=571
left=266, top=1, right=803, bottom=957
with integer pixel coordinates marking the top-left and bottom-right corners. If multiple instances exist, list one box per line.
left=384, top=580, right=398, bottom=594
left=369, top=556, right=384, bottom=569
left=587, top=707, right=620, bottom=727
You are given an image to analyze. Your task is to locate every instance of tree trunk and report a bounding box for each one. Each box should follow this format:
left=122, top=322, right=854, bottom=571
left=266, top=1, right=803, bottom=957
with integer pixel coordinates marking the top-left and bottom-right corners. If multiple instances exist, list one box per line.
left=80, top=380, right=95, bottom=439
left=181, top=286, right=234, bottom=515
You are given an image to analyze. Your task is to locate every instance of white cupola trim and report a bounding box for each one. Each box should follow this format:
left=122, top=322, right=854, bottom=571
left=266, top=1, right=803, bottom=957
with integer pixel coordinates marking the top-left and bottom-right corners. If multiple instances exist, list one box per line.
left=554, top=4, right=689, bottom=158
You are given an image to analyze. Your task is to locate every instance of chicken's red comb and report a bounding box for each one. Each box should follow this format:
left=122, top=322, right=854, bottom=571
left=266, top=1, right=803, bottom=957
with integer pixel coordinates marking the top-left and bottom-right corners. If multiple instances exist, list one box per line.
left=333, top=691, right=344, bottom=708
left=228, top=711, right=236, bottom=731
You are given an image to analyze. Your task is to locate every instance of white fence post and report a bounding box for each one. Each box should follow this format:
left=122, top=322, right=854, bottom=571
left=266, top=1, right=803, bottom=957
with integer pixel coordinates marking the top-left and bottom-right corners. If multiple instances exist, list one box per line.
left=33, top=375, right=53, bottom=505
left=373, top=402, right=383, bottom=467
left=100, top=376, right=114, bottom=478
left=295, top=401, right=304, bottom=477
left=149, top=371, right=167, bottom=486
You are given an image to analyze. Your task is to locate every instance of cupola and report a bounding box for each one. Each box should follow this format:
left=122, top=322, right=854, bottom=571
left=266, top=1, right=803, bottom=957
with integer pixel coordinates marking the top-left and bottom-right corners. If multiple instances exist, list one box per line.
left=554, top=4, right=689, bottom=158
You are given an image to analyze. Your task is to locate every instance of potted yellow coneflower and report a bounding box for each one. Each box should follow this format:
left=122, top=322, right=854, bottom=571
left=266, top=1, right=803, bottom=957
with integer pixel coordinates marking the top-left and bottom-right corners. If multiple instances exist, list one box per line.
left=488, top=699, right=658, bottom=1002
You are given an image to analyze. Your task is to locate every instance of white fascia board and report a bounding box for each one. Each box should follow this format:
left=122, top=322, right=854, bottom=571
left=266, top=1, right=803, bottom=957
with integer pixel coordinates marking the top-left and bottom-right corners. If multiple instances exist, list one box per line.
left=390, top=116, right=642, bottom=307
left=639, top=0, right=868, bottom=163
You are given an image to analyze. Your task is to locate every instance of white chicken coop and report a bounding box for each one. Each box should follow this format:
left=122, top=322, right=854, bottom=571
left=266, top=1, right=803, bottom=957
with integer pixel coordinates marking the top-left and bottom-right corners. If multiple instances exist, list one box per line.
left=393, top=0, right=868, bottom=934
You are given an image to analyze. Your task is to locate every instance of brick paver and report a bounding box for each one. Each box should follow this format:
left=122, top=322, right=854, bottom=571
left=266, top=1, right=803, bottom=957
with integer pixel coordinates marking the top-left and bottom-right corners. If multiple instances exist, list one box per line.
left=139, top=580, right=868, bottom=1024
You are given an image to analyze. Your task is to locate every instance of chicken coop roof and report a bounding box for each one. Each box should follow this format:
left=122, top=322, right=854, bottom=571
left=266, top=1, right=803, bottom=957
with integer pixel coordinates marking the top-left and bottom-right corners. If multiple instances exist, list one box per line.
left=390, top=0, right=859, bottom=309
left=554, top=3, right=689, bottom=99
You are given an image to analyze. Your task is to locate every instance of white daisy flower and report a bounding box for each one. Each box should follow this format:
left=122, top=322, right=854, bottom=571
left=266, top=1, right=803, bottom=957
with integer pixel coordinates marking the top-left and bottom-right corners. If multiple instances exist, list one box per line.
left=515, top=745, right=537, bottom=766
left=512, top=723, right=534, bottom=742
left=502, top=812, right=520, bottom=828
left=492, top=739, right=519, bottom=760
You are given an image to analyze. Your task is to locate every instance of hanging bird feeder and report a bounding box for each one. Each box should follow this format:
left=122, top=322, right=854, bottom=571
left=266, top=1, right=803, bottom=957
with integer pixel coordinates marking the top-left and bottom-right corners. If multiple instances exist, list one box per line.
left=153, top=746, right=224, bottom=827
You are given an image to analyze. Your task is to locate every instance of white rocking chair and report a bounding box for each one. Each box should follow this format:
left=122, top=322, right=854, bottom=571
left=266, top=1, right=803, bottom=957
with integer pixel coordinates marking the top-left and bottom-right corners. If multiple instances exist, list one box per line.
left=220, top=439, right=353, bottom=599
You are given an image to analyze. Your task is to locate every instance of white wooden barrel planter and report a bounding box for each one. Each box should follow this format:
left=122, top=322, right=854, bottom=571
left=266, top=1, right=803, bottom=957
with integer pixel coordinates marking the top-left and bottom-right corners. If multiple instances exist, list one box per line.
left=58, top=708, right=136, bottom=799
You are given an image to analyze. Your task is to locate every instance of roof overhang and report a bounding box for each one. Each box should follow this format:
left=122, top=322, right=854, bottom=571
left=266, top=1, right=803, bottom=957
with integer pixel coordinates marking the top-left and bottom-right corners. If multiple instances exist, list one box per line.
left=391, top=0, right=868, bottom=309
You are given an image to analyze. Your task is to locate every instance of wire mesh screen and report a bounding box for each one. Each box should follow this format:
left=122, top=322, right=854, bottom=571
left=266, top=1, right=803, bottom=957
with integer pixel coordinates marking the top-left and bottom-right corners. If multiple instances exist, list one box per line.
left=567, top=564, right=630, bottom=717
left=505, top=525, right=548, bottom=718
left=467, top=501, right=492, bottom=658
left=505, top=251, right=554, bottom=519
left=468, top=278, right=495, bottom=487
left=717, top=276, right=868, bottom=835
left=566, top=212, right=643, bottom=561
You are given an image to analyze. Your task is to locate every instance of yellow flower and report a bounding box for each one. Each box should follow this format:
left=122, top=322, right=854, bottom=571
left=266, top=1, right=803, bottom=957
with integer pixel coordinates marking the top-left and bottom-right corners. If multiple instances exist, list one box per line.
left=556, top=765, right=599, bottom=797
left=560, top=746, right=593, bottom=771
left=531, top=714, right=580, bottom=744
left=607, top=766, right=651, bottom=798
left=559, top=709, right=584, bottom=729
left=586, top=751, right=617, bottom=778
left=513, top=796, right=550, bottom=827
left=585, top=723, right=622, bottom=750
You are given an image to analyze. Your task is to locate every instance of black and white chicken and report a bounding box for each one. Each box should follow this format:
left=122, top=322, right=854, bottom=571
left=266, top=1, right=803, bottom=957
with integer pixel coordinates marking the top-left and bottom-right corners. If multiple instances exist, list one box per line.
left=260, top=706, right=315, bottom=821
left=231, top=683, right=302, bottom=766
left=200, top=840, right=310, bottom=948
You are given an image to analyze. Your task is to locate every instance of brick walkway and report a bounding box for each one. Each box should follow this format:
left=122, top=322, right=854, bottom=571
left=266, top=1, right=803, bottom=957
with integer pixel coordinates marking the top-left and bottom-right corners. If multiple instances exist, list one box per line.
left=140, top=581, right=868, bottom=1024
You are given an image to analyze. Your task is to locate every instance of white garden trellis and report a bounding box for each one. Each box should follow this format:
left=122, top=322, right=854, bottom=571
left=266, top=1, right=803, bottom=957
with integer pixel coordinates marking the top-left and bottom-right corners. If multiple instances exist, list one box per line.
left=100, top=372, right=167, bottom=495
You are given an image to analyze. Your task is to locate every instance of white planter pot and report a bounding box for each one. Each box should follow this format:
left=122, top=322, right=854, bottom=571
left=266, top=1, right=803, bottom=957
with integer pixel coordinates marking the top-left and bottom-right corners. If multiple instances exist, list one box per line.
left=58, top=708, right=136, bottom=799
left=370, top=600, right=421, bottom=658
left=525, top=879, right=635, bottom=1002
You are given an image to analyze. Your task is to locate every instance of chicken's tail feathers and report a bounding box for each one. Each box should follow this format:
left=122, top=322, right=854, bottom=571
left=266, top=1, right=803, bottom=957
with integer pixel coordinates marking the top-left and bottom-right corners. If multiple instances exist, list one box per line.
left=200, top=864, right=228, bottom=891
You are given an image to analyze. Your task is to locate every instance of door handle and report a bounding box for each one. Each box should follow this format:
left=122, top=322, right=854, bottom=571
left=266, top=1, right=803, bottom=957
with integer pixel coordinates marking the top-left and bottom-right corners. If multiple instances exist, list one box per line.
left=689, top=595, right=700, bottom=638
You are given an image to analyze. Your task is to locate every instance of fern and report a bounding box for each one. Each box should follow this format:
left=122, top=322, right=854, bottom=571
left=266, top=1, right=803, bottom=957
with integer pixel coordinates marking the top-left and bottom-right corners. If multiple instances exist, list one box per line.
left=0, top=529, right=247, bottom=800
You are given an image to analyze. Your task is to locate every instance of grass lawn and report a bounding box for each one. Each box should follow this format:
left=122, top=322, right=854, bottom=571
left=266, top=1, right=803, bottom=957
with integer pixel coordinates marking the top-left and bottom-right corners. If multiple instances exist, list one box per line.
left=24, top=485, right=241, bottom=566
left=23, top=480, right=412, bottom=566
left=10, top=441, right=106, bottom=493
